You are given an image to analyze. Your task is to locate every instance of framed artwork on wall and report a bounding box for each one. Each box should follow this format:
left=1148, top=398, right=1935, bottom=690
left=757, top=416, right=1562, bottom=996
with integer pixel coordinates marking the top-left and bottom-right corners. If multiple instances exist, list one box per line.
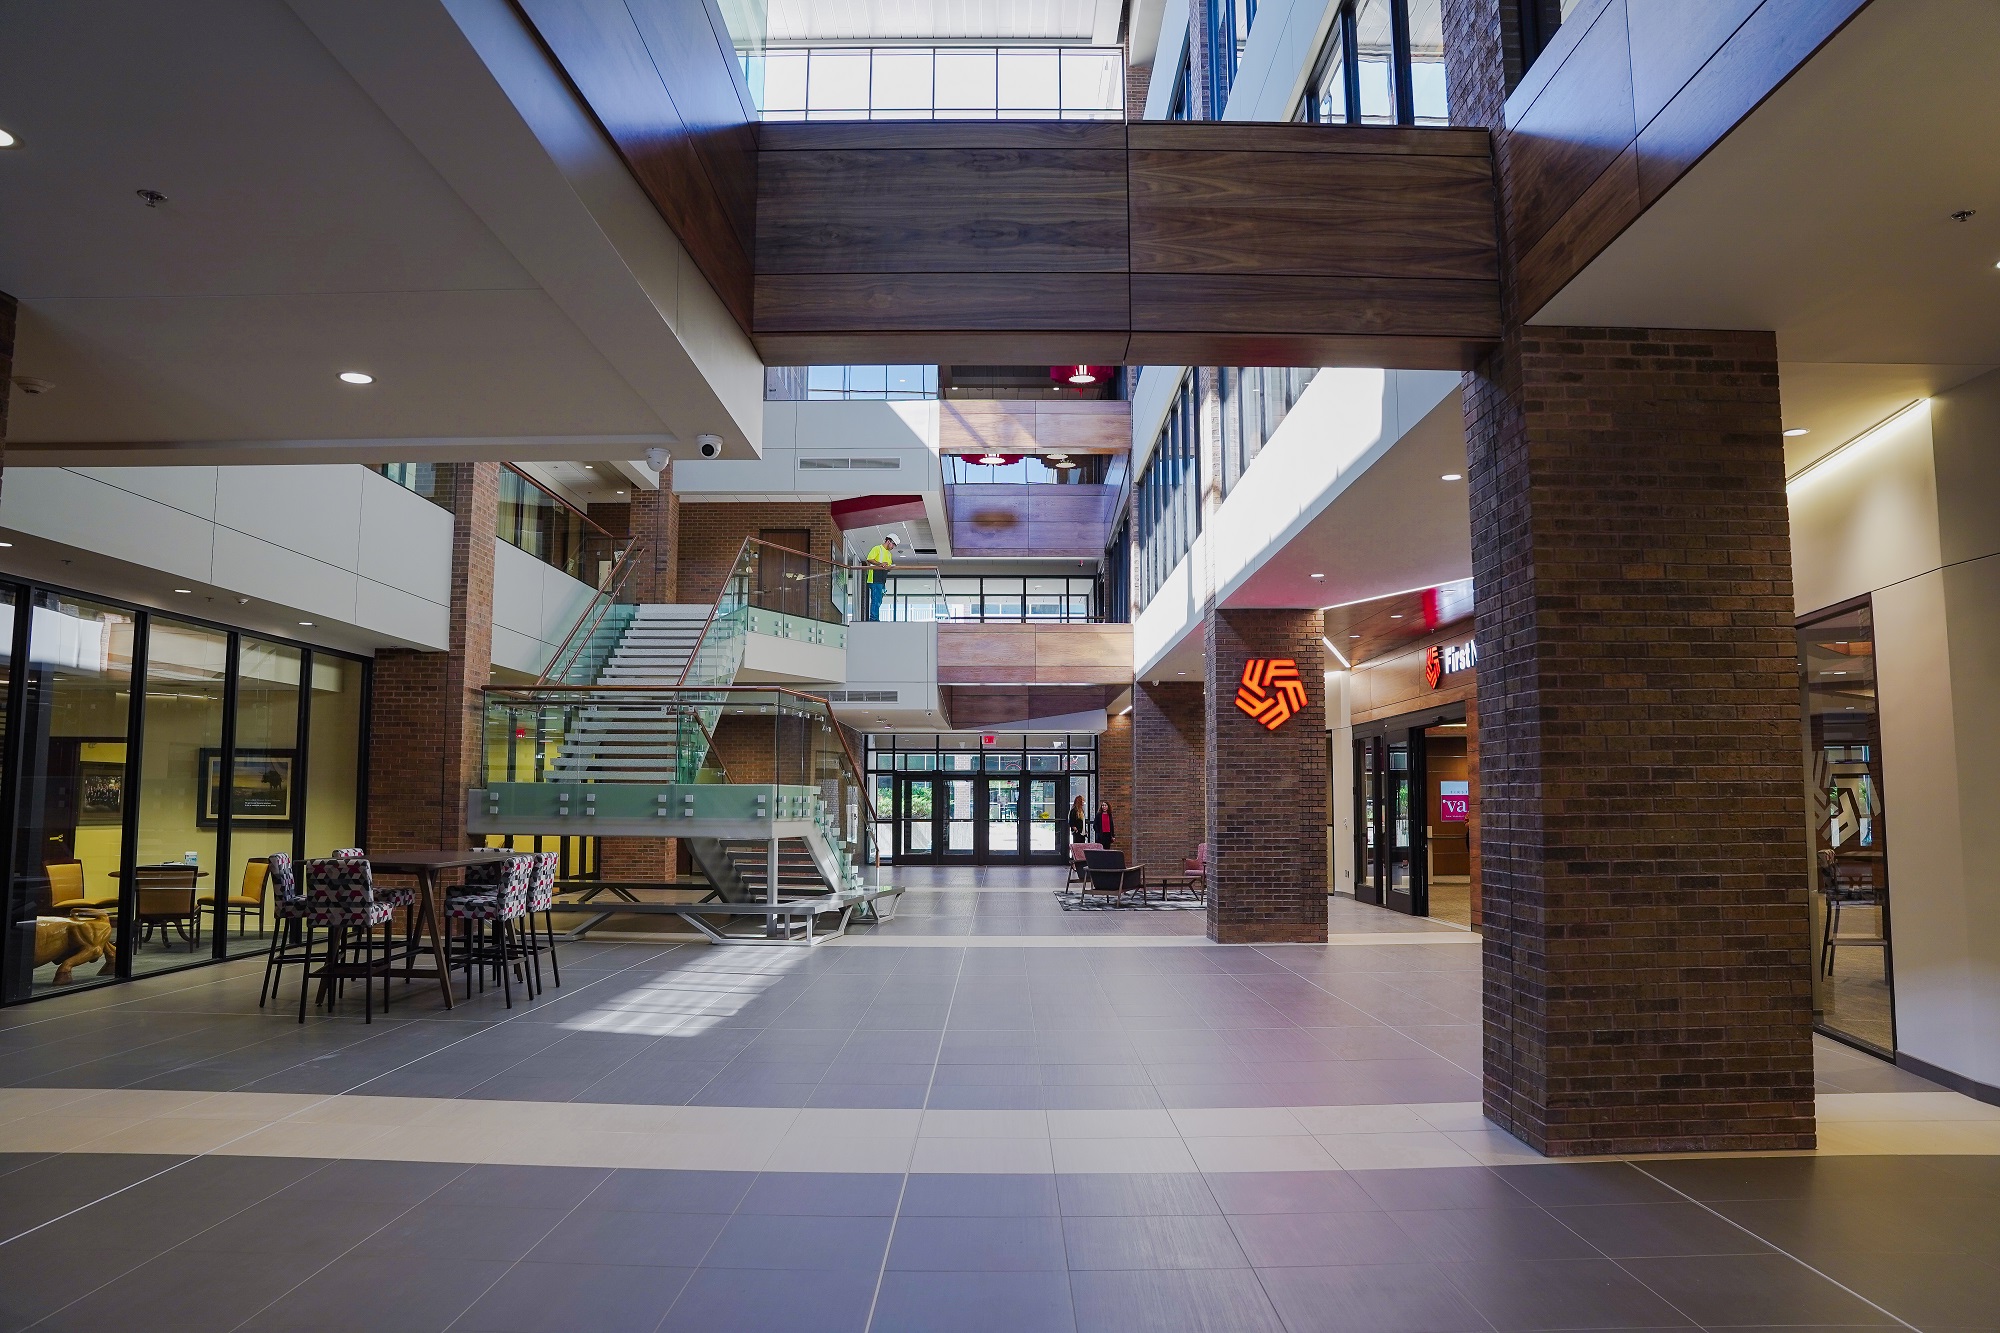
left=199, top=749, right=295, bottom=828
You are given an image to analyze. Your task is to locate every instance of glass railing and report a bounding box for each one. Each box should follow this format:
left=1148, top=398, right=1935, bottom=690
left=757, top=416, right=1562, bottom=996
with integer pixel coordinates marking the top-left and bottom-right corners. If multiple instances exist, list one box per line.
left=480, top=685, right=879, bottom=892
left=371, top=463, right=451, bottom=509
left=539, top=538, right=647, bottom=685
left=499, top=466, right=623, bottom=584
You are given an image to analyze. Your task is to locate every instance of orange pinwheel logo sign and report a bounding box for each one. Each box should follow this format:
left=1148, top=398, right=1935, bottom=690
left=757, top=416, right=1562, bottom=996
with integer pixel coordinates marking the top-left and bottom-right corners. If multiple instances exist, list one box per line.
left=1235, top=658, right=1308, bottom=730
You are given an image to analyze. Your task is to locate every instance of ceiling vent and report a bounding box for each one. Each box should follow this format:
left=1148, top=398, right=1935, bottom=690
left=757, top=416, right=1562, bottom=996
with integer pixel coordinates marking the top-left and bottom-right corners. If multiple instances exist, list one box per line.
left=799, top=456, right=902, bottom=470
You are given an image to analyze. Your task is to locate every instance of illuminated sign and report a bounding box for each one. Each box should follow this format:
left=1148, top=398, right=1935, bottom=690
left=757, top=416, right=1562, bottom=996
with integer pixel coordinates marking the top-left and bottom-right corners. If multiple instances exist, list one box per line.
left=1424, top=639, right=1477, bottom=690
left=1235, top=658, right=1308, bottom=730
left=1440, top=780, right=1469, bottom=822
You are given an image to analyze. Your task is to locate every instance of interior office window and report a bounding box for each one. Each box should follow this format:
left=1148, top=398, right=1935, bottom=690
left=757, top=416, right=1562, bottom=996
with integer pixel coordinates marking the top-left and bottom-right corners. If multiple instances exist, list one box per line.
left=1220, top=366, right=1318, bottom=494
left=130, top=619, right=225, bottom=977
left=1135, top=373, right=1201, bottom=609
left=1354, top=0, right=1396, bottom=123
left=223, top=638, right=300, bottom=960
left=1799, top=603, right=1894, bottom=1054
left=1167, top=45, right=1194, bottom=120
left=305, top=655, right=363, bottom=859
left=1294, top=1, right=1441, bottom=127
left=752, top=47, right=1124, bottom=120
left=1206, top=0, right=1254, bottom=117
left=4, top=594, right=136, bottom=1002
left=1406, top=0, right=1449, bottom=124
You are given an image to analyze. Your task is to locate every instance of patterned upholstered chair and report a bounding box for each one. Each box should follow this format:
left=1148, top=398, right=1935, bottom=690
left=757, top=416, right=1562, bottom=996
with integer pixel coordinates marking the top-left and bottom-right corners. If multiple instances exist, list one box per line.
left=526, top=850, right=561, bottom=991
left=257, top=852, right=309, bottom=1008
left=445, top=854, right=533, bottom=1008
left=301, top=853, right=397, bottom=1023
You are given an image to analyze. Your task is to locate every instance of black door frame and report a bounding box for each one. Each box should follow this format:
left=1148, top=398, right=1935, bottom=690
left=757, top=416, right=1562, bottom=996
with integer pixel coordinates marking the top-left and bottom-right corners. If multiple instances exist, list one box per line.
left=1352, top=702, right=1466, bottom=918
left=893, top=772, right=1070, bottom=865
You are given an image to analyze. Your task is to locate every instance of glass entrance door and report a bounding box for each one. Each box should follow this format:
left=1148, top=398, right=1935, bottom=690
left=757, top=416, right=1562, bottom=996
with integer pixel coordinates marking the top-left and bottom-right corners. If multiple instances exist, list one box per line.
left=897, top=777, right=937, bottom=863
left=941, top=778, right=977, bottom=858
left=983, top=778, right=1022, bottom=858
left=1354, top=730, right=1427, bottom=915
left=1026, top=779, right=1061, bottom=859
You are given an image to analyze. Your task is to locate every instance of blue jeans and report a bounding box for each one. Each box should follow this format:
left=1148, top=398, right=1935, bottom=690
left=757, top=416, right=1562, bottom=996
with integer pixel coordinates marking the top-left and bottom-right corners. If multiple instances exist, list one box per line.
left=868, top=580, right=885, bottom=621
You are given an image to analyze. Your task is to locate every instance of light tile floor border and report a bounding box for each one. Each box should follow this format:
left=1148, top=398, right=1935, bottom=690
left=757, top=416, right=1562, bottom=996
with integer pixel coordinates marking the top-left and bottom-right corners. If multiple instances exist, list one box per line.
left=3, top=1087, right=1994, bottom=1174
left=830, top=932, right=1483, bottom=948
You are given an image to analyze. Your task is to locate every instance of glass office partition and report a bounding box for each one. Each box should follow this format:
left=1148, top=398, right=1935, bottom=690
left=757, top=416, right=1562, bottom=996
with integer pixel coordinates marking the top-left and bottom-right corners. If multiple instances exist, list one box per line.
left=3, top=594, right=137, bottom=1000
left=1800, top=603, right=1893, bottom=1053
left=306, top=655, right=364, bottom=858
left=222, top=639, right=300, bottom=958
left=131, top=619, right=225, bottom=975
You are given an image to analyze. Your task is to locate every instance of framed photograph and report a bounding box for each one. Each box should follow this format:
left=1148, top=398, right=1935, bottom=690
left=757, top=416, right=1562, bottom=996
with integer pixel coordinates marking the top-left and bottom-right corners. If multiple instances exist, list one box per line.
left=199, top=749, right=295, bottom=828
left=77, top=762, right=126, bottom=826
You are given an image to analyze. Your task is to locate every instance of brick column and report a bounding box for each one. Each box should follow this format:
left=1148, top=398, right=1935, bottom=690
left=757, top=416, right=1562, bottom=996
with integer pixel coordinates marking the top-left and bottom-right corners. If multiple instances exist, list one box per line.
left=1467, top=327, right=1813, bottom=1156
left=1204, top=609, right=1327, bottom=944
left=1446, top=0, right=1813, bottom=1156
left=369, top=462, right=499, bottom=852
left=1097, top=703, right=1132, bottom=857
left=1130, top=682, right=1202, bottom=870
left=630, top=463, right=679, bottom=602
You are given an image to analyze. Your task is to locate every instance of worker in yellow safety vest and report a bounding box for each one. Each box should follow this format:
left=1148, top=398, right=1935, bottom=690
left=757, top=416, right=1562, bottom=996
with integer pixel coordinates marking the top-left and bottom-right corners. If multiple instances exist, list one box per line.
left=863, top=534, right=899, bottom=621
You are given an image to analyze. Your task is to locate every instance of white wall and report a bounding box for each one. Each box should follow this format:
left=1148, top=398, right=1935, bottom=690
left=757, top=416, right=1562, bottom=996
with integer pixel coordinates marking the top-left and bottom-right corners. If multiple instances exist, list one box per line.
left=490, top=538, right=600, bottom=675
left=0, top=465, right=453, bottom=649
left=1789, top=374, right=2000, bottom=1093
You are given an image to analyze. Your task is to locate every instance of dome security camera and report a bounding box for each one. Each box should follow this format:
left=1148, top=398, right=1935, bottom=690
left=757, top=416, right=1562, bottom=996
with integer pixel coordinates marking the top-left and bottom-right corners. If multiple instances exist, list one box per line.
left=644, top=446, right=671, bottom=473
left=696, top=433, right=723, bottom=459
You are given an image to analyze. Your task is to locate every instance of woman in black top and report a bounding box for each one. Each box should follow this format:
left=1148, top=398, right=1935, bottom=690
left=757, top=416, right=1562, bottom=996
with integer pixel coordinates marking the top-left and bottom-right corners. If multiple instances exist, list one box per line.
left=1094, top=801, right=1116, bottom=846
left=1069, top=795, right=1089, bottom=844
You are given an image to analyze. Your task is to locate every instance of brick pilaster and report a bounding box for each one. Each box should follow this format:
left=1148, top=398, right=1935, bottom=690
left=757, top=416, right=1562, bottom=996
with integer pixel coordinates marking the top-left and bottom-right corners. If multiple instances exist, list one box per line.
left=368, top=462, right=499, bottom=853
left=1204, top=609, right=1327, bottom=944
left=1130, top=682, right=1202, bottom=870
left=1097, top=704, right=1133, bottom=858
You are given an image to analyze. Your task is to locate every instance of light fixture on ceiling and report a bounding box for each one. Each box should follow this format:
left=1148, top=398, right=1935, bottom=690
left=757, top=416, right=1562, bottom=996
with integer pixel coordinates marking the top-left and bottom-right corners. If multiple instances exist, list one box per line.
left=1783, top=428, right=1809, bottom=437
left=1067, top=365, right=1096, bottom=385
left=0, top=542, right=12, bottom=549
left=173, top=588, right=193, bottom=594
left=977, top=454, right=1007, bottom=466
left=1441, top=473, right=1463, bottom=481
left=338, top=371, right=373, bottom=385
left=1830, top=670, right=1846, bottom=676
left=1310, top=573, right=1325, bottom=580
left=0, top=128, right=16, bottom=149
left=1046, top=451, right=1069, bottom=460
left=1390, top=613, right=1403, bottom=619
left=298, top=621, right=315, bottom=627
left=615, top=489, right=626, bottom=495
left=1350, top=633, right=1360, bottom=639
left=1054, top=459, right=1077, bottom=470
left=583, top=464, right=595, bottom=470
left=1321, top=636, right=1350, bottom=669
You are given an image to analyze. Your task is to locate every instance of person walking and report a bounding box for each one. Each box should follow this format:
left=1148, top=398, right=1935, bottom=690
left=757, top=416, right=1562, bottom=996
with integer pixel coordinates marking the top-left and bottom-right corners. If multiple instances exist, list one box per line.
left=1094, top=801, right=1116, bottom=846
left=1069, top=795, right=1088, bottom=844
left=863, top=533, right=899, bottom=621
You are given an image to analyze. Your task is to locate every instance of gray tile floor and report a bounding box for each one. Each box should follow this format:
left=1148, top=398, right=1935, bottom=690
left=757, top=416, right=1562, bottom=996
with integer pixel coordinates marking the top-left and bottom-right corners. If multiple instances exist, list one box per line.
left=0, top=874, right=1989, bottom=1332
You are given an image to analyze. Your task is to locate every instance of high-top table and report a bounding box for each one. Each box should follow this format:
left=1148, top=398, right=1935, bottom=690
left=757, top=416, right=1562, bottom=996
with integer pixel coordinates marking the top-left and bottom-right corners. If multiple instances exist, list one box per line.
left=368, top=850, right=511, bottom=1009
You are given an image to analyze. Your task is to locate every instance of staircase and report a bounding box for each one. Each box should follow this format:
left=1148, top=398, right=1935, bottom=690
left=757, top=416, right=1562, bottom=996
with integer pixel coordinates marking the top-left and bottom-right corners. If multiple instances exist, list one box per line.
left=544, top=606, right=709, bottom=785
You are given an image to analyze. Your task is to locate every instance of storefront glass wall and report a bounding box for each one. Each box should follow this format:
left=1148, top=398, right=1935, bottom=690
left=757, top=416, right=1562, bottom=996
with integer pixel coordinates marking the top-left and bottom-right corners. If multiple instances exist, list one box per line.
left=867, top=733, right=1097, bottom=863
left=1799, top=602, right=1894, bottom=1053
left=0, top=584, right=369, bottom=1004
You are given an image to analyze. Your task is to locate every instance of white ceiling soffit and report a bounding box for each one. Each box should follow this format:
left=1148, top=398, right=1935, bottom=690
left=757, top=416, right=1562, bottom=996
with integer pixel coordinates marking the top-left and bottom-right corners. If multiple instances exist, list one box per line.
left=1532, top=0, right=2000, bottom=471
left=0, top=0, right=760, bottom=459
left=764, top=0, right=1121, bottom=43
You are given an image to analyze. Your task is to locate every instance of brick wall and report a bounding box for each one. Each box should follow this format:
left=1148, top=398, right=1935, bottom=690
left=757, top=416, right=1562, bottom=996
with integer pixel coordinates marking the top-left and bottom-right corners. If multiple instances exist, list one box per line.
left=599, top=837, right=676, bottom=882
left=368, top=462, right=498, bottom=854
left=1205, top=609, right=1328, bottom=943
left=1097, top=704, right=1133, bottom=858
left=1125, top=59, right=1152, bottom=122
left=590, top=465, right=680, bottom=602
left=1131, top=682, right=1203, bottom=869
left=678, top=501, right=837, bottom=605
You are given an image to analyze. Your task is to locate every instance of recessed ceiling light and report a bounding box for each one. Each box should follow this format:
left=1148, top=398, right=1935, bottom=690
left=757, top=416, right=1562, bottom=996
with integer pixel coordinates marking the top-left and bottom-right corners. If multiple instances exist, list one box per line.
left=1177, top=671, right=1186, bottom=675
left=583, top=464, right=595, bottom=470
left=338, top=371, right=373, bottom=385
left=1310, top=573, right=1325, bottom=580
left=1390, top=613, right=1403, bottom=619
left=1349, top=634, right=1360, bottom=639
left=173, top=588, right=192, bottom=594
left=1830, top=670, right=1846, bottom=675
left=0, top=541, right=13, bottom=549
left=1441, top=473, right=1463, bottom=481
left=1783, top=428, right=1809, bottom=437
left=615, top=489, right=626, bottom=495
left=0, top=128, right=17, bottom=149
left=1045, top=452, right=1069, bottom=460
left=298, top=621, right=315, bottom=627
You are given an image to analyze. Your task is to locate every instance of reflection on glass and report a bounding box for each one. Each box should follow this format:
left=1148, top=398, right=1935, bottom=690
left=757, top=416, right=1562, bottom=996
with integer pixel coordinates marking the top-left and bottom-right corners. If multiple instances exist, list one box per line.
left=1028, top=779, right=1057, bottom=852
left=307, top=656, right=363, bottom=858
left=986, top=778, right=1022, bottom=856
left=1406, top=0, right=1449, bottom=125
left=1799, top=604, right=1893, bottom=1053
left=752, top=47, right=1122, bottom=120
left=1355, top=0, right=1395, bottom=123
left=131, top=619, right=224, bottom=975
left=5, top=593, right=135, bottom=1001
left=217, top=639, right=299, bottom=958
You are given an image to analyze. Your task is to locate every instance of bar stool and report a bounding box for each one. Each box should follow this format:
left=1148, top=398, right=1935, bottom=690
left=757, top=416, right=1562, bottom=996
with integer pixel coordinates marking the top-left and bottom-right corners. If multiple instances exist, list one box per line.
left=300, top=853, right=397, bottom=1024
left=257, top=852, right=307, bottom=1008
left=445, top=855, right=532, bottom=1008
left=526, top=851, right=561, bottom=991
